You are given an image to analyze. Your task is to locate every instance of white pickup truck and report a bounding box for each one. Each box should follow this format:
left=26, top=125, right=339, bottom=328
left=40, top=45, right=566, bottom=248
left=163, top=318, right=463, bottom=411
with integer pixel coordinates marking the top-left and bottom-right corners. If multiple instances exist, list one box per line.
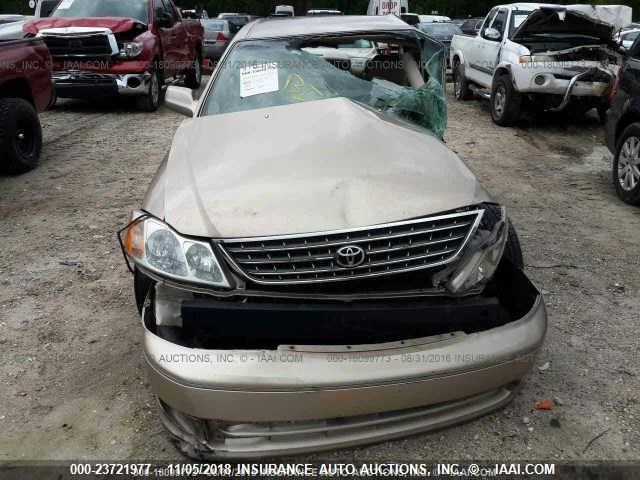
left=450, top=3, right=631, bottom=126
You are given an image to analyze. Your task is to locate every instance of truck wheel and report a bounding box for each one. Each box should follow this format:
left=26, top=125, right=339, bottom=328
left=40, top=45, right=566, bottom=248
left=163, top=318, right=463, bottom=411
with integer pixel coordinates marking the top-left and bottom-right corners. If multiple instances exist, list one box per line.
left=453, top=62, right=472, bottom=100
left=613, top=123, right=640, bottom=205
left=0, top=97, right=42, bottom=174
left=491, top=74, right=521, bottom=127
left=184, top=52, right=202, bottom=89
left=137, top=64, right=162, bottom=112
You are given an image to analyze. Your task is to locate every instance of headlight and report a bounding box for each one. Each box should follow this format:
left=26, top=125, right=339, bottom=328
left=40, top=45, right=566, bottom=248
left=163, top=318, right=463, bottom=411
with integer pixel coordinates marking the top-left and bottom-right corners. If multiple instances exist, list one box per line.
left=518, top=54, right=554, bottom=64
left=437, top=205, right=508, bottom=294
left=119, top=42, right=143, bottom=58
left=119, top=213, right=230, bottom=288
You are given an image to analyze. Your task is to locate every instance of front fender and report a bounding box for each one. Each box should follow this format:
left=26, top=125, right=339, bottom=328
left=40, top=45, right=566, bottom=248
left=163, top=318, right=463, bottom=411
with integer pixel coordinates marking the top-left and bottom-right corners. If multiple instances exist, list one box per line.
left=491, top=62, right=515, bottom=87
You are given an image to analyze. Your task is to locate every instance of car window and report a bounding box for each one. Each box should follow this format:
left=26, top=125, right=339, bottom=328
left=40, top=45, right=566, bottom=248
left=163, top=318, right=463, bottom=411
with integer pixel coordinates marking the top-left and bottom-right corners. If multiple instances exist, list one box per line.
left=624, top=31, right=640, bottom=43
left=337, top=39, right=373, bottom=48
left=481, top=8, right=497, bottom=34
left=202, top=20, right=226, bottom=31
left=159, top=0, right=177, bottom=24
left=40, top=0, right=61, bottom=17
left=418, top=23, right=462, bottom=39
left=201, top=36, right=448, bottom=137
left=490, top=9, right=508, bottom=36
left=509, top=10, right=533, bottom=37
left=52, top=0, right=149, bottom=23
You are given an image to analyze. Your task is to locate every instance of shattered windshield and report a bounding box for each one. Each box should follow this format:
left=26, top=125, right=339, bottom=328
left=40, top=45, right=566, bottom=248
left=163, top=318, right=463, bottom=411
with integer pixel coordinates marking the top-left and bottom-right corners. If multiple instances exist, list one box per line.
left=52, top=0, right=149, bottom=23
left=201, top=36, right=447, bottom=137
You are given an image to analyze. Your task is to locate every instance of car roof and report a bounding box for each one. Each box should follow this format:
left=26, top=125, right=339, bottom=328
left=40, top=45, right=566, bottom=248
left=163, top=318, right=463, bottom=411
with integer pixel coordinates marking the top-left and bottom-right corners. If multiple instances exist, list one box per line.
left=237, top=15, right=413, bottom=41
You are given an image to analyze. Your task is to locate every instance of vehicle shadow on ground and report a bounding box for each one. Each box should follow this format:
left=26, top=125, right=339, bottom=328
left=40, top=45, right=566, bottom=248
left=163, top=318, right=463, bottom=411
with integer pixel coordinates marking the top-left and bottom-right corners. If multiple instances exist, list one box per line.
left=49, top=97, right=156, bottom=114
left=49, top=77, right=209, bottom=114
left=475, top=99, right=604, bottom=133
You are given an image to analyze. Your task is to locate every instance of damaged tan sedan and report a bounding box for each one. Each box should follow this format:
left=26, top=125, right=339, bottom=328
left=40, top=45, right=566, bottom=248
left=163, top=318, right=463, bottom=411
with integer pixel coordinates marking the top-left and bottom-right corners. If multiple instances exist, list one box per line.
left=119, top=16, right=547, bottom=458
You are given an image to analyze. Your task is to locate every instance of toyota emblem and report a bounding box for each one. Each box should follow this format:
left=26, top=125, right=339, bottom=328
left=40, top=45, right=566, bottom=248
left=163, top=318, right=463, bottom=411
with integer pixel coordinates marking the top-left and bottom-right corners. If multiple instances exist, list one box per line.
left=335, top=245, right=366, bottom=268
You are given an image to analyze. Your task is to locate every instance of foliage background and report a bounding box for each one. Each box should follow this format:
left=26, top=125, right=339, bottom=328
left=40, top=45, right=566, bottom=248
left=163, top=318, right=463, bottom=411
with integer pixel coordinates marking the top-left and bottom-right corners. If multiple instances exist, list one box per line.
left=1, top=0, right=637, bottom=21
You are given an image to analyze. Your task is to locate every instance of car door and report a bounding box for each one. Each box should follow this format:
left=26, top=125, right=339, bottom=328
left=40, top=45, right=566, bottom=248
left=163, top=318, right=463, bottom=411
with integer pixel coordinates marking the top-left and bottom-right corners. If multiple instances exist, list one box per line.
left=473, top=8, right=508, bottom=87
left=166, top=0, right=190, bottom=65
left=465, top=8, right=497, bottom=86
left=155, top=0, right=182, bottom=77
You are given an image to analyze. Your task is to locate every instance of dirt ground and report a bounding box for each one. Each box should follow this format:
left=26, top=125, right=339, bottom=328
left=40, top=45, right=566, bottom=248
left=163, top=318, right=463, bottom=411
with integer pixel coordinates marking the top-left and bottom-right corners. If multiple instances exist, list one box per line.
left=0, top=83, right=638, bottom=462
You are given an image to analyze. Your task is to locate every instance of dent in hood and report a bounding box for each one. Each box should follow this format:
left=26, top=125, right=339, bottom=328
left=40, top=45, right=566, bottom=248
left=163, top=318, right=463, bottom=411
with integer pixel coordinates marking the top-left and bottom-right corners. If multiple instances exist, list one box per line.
left=24, top=17, right=146, bottom=36
left=144, top=97, right=490, bottom=238
left=512, top=4, right=632, bottom=44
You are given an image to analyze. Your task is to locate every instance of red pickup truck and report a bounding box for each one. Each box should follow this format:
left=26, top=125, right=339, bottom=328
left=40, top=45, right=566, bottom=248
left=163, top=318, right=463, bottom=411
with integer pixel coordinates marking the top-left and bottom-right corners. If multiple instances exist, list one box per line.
left=0, top=38, right=53, bottom=173
left=23, top=0, right=203, bottom=111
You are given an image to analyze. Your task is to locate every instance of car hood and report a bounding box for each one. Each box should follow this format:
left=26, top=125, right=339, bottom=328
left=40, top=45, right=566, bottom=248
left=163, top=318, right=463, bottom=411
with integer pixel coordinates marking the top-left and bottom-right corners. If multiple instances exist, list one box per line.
left=0, top=20, right=27, bottom=40
left=24, top=17, right=146, bottom=36
left=512, top=5, right=631, bottom=43
left=144, top=97, right=491, bottom=238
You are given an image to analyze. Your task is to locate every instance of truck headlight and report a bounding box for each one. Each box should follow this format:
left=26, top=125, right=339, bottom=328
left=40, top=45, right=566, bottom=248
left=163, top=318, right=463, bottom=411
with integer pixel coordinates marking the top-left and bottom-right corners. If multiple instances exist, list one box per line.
left=518, top=54, right=553, bottom=64
left=437, top=205, right=508, bottom=294
left=119, top=42, right=143, bottom=58
left=118, top=213, right=230, bottom=288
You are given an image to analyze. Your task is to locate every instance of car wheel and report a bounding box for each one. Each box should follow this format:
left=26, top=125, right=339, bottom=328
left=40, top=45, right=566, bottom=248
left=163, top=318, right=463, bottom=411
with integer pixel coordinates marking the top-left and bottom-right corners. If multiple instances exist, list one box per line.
left=184, top=51, right=202, bottom=89
left=613, top=123, right=640, bottom=205
left=0, top=97, right=43, bottom=174
left=137, top=64, right=162, bottom=112
left=491, top=74, right=521, bottom=127
left=453, top=62, right=472, bottom=100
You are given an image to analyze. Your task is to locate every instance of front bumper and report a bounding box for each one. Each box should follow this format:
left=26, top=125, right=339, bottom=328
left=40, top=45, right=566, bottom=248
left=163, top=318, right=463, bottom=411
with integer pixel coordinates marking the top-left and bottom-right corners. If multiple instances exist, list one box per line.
left=512, top=64, right=612, bottom=97
left=53, top=70, right=150, bottom=98
left=142, top=264, right=546, bottom=458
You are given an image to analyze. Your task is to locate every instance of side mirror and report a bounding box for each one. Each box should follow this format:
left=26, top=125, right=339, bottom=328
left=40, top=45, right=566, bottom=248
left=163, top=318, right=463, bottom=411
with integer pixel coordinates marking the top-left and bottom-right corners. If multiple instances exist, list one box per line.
left=165, top=86, right=197, bottom=117
left=483, top=27, right=501, bottom=41
left=155, top=8, right=173, bottom=28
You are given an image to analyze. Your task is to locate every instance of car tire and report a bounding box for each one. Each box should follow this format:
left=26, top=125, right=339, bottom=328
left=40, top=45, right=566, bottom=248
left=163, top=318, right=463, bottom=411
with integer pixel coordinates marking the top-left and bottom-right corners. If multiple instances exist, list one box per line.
left=453, top=62, right=472, bottom=100
left=0, top=97, right=43, bottom=174
left=613, top=123, right=640, bottom=205
left=184, top=51, right=202, bottom=90
left=491, top=74, right=521, bottom=127
left=137, top=63, right=162, bottom=112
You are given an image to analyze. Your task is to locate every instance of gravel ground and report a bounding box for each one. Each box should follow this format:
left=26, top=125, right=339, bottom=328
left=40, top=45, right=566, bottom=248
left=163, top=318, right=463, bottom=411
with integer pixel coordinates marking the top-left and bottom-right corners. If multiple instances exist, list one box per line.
left=0, top=83, right=638, bottom=461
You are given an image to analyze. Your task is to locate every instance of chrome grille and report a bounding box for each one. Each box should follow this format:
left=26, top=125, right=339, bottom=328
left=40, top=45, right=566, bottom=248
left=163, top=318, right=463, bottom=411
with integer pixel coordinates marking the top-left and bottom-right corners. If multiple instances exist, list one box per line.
left=218, top=210, right=483, bottom=285
left=42, top=33, right=114, bottom=58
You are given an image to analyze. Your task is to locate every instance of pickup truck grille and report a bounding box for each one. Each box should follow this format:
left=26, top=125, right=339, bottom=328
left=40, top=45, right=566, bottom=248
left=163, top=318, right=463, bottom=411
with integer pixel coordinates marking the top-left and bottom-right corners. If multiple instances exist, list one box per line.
left=42, top=34, right=114, bottom=58
left=218, top=210, right=483, bottom=285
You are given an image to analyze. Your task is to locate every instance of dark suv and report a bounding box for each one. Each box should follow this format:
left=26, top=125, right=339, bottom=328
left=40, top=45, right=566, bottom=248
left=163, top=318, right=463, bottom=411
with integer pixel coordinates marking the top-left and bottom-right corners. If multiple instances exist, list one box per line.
left=606, top=37, right=640, bottom=205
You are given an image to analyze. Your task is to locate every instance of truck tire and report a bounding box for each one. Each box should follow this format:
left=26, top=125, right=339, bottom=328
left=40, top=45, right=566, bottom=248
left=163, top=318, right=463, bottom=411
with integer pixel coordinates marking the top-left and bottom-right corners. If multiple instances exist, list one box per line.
left=613, top=123, right=640, bottom=205
left=137, top=64, right=162, bottom=112
left=0, top=97, right=42, bottom=174
left=453, top=62, right=472, bottom=100
left=184, top=51, right=202, bottom=90
left=491, top=73, right=521, bottom=127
